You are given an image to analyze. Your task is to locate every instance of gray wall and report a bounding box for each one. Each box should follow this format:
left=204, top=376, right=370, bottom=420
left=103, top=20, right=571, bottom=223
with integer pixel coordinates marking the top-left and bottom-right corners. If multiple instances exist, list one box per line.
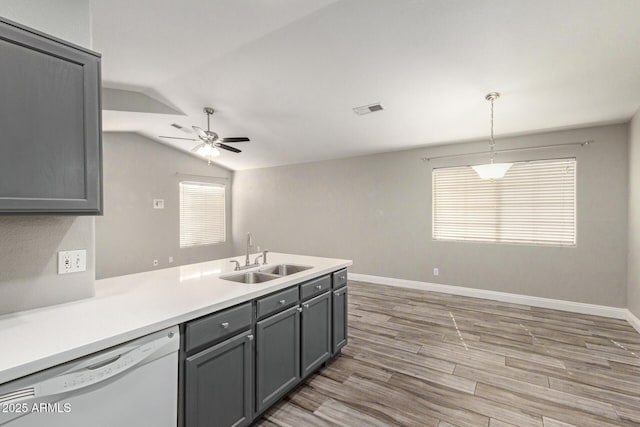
left=233, top=123, right=629, bottom=307
left=95, top=133, right=234, bottom=279
left=629, top=109, right=640, bottom=318
left=0, top=0, right=95, bottom=315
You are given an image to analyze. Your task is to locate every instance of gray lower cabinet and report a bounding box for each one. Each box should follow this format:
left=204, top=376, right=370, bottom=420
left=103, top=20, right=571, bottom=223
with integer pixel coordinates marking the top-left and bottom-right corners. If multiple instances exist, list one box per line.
left=182, top=270, right=347, bottom=426
left=0, top=18, right=102, bottom=215
left=185, top=329, right=253, bottom=427
left=332, top=286, right=348, bottom=355
left=301, top=291, right=332, bottom=378
left=255, top=305, right=300, bottom=413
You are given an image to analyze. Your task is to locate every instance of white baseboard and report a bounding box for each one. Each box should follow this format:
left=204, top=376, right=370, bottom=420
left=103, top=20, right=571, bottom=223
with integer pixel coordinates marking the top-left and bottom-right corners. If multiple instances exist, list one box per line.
left=348, top=273, right=628, bottom=320
left=627, top=310, right=640, bottom=334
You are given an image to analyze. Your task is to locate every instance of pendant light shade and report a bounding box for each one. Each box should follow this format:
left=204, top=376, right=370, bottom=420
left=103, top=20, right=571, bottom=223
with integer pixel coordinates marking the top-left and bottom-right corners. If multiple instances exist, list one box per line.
left=472, top=162, right=513, bottom=179
left=472, top=92, right=512, bottom=179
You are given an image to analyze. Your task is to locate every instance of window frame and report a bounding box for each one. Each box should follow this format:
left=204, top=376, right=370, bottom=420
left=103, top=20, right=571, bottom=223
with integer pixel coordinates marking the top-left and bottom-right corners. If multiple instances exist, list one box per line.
left=431, top=157, right=577, bottom=247
left=179, top=180, right=227, bottom=248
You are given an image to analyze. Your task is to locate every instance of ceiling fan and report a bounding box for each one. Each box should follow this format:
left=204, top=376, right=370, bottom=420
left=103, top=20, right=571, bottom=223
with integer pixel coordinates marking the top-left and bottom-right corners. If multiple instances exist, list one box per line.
left=159, top=107, right=250, bottom=161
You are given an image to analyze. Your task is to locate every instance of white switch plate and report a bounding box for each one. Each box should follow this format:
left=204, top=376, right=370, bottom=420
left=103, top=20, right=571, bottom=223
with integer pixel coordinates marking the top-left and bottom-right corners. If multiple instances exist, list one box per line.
left=433, top=267, right=439, bottom=276
left=58, top=250, right=87, bottom=274
left=153, top=199, right=165, bottom=209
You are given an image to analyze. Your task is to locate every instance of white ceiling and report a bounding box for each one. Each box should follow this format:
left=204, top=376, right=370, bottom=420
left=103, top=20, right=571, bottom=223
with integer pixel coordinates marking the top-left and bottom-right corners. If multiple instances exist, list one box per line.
left=93, top=0, right=640, bottom=171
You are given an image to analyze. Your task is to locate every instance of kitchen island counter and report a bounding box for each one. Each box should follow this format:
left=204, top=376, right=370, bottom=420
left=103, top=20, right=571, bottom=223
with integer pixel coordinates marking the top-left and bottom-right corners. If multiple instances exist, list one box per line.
left=0, top=253, right=351, bottom=384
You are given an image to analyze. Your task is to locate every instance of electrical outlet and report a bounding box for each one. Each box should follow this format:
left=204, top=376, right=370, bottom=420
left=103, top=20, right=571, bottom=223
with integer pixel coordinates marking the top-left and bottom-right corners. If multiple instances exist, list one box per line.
left=168, top=256, right=174, bottom=263
left=153, top=259, right=159, bottom=267
left=153, top=199, right=165, bottom=209
left=58, top=250, right=87, bottom=274
left=433, top=267, right=439, bottom=276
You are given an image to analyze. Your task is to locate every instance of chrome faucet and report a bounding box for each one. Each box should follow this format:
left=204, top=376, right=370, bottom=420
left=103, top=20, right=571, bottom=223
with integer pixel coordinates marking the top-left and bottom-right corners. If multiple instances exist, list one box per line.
left=229, top=233, right=267, bottom=271
left=245, top=232, right=253, bottom=267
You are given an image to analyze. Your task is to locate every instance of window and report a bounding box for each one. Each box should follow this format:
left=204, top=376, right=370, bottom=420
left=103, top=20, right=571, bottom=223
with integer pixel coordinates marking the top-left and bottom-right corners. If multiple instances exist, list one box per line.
left=179, top=182, right=226, bottom=247
left=432, top=158, right=576, bottom=246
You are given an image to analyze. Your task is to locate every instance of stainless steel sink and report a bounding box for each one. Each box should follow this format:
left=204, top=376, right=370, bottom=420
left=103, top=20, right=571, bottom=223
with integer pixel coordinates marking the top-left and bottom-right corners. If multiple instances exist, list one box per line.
left=220, top=271, right=280, bottom=284
left=260, top=264, right=313, bottom=276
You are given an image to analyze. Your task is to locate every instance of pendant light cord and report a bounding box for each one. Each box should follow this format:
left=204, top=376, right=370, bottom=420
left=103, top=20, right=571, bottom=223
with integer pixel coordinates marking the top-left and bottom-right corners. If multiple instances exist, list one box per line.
left=489, top=97, right=495, bottom=164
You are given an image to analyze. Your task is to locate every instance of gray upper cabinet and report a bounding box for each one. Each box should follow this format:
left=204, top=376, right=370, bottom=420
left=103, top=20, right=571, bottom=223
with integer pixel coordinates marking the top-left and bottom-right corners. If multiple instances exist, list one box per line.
left=255, top=305, right=300, bottom=414
left=185, top=329, right=254, bottom=427
left=301, top=291, right=332, bottom=378
left=0, top=18, right=102, bottom=215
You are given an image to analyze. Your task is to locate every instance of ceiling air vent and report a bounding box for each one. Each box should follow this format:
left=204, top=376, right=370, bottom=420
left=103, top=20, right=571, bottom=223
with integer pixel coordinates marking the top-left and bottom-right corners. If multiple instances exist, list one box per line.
left=353, top=103, right=384, bottom=115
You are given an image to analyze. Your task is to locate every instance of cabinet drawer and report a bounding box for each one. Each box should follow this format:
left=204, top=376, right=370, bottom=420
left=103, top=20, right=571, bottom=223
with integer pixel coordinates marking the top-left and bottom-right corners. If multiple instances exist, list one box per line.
left=256, top=286, right=299, bottom=319
left=185, top=302, right=252, bottom=353
left=300, top=275, right=331, bottom=301
left=332, top=269, right=348, bottom=289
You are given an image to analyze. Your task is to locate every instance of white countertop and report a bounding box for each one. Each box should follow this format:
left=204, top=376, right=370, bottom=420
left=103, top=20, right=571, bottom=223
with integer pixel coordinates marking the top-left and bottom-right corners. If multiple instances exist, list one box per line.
left=0, top=253, right=352, bottom=385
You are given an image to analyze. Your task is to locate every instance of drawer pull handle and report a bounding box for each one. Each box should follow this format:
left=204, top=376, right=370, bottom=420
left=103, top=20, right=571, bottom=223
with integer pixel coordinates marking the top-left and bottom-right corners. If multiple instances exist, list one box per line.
left=334, top=291, right=344, bottom=296
left=297, top=307, right=303, bottom=312
left=303, top=303, right=310, bottom=309
left=340, top=275, right=346, bottom=281
left=247, top=334, right=254, bottom=341
left=279, top=299, right=286, bottom=305
left=315, top=284, right=322, bottom=290
left=221, top=322, right=230, bottom=329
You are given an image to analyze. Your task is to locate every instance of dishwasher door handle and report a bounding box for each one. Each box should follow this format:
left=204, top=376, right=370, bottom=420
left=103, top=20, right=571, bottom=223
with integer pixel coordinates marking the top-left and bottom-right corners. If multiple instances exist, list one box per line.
left=87, top=355, right=121, bottom=370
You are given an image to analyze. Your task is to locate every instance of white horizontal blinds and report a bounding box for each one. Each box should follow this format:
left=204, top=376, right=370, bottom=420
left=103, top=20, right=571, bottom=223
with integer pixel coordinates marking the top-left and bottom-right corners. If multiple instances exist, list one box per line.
left=433, top=158, right=576, bottom=246
left=180, top=182, right=226, bottom=247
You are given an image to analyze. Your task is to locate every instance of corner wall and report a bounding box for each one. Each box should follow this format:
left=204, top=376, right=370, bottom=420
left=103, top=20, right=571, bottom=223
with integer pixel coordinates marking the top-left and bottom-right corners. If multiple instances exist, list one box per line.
left=233, top=123, right=629, bottom=307
left=629, top=109, right=640, bottom=318
left=95, top=133, right=235, bottom=278
left=0, top=0, right=95, bottom=315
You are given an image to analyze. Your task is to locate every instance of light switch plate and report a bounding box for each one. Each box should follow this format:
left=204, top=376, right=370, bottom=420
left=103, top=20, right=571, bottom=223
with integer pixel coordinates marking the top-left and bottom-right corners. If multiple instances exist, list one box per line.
left=58, top=250, right=87, bottom=274
left=153, top=199, right=165, bottom=209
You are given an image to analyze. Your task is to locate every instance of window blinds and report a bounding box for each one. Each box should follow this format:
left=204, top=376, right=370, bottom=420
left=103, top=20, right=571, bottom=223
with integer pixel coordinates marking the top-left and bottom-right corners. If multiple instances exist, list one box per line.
left=179, top=182, right=226, bottom=247
left=432, top=158, right=576, bottom=246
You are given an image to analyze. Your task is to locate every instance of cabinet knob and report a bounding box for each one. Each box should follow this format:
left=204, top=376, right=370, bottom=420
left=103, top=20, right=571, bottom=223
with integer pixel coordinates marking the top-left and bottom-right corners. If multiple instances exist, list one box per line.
left=315, top=284, right=322, bottom=290
left=221, top=322, right=230, bottom=329
left=303, top=303, right=310, bottom=309
left=279, top=299, right=286, bottom=305
left=247, top=334, right=254, bottom=341
left=297, top=307, right=303, bottom=312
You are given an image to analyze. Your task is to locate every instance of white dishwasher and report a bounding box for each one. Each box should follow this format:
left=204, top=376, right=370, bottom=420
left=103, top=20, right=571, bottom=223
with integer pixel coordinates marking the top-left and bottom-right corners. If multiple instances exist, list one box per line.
left=0, top=326, right=179, bottom=427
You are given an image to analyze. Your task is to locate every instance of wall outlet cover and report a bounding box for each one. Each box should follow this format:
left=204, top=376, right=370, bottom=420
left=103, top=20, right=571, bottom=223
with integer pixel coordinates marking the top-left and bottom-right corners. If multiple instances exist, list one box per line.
left=58, top=250, right=87, bottom=274
left=153, top=199, right=165, bottom=209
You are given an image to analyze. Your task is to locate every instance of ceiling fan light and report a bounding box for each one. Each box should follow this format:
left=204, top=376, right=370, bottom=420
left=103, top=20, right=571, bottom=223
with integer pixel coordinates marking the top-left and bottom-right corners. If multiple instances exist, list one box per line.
left=472, top=162, right=513, bottom=179
left=196, top=144, right=221, bottom=158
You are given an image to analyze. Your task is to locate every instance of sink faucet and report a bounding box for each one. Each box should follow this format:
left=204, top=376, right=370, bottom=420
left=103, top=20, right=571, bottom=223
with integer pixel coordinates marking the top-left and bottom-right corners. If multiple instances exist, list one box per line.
left=229, top=232, right=266, bottom=271
left=245, top=232, right=253, bottom=267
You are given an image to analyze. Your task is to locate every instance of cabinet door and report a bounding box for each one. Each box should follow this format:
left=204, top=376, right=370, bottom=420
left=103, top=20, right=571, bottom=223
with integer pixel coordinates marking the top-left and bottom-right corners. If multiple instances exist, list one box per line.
left=0, top=19, right=102, bottom=214
left=255, top=305, right=300, bottom=413
left=332, top=287, right=348, bottom=355
left=301, top=291, right=332, bottom=378
left=185, top=330, right=253, bottom=427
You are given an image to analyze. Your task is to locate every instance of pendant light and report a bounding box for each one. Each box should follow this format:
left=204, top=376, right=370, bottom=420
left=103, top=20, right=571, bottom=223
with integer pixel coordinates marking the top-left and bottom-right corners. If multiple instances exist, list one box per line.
left=472, top=92, right=512, bottom=179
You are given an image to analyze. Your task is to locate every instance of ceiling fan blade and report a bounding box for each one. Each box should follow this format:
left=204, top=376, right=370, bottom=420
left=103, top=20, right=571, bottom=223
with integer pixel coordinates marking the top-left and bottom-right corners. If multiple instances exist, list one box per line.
left=190, top=143, right=206, bottom=153
left=221, top=137, right=250, bottom=143
left=159, top=135, right=198, bottom=141
left=192, top=126, right=208, bottom=140
left=215, top=143, right=242, bottom=153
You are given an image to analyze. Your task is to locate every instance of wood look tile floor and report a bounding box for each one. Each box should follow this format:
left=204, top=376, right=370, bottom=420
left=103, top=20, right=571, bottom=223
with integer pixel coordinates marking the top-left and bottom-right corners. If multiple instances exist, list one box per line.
left=254, top=281, right=640, bottom=427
